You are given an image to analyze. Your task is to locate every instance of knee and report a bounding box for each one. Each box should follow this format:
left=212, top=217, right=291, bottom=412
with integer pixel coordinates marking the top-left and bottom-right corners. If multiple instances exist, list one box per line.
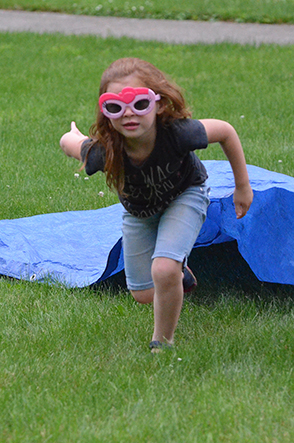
left=131, top=288, right=154, bottom=304
left=152, top=257, right=182, bottom=289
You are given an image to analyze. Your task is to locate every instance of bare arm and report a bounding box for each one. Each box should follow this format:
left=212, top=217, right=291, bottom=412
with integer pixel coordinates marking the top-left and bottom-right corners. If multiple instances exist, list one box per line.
left=200, top=119, right=253, bottom=219
left=59, top=121, right=88, bottom=161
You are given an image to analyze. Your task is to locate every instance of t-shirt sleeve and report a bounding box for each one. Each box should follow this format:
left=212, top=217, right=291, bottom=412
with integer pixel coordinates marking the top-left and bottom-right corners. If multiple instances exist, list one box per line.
left=171, top=119, right=208, bottom=152
left=81, top=139, right=106, bottom=176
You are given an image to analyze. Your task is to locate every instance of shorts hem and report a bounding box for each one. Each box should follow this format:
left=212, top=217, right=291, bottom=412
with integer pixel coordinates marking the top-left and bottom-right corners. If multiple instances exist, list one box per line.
left=151, top=251, right=186, bottom=263
left=127, top=281, right=154, bottom=291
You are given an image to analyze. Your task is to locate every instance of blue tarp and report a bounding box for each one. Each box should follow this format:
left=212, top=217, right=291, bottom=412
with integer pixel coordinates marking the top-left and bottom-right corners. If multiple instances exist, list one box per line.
left=0, top=161, right=293, bottom=287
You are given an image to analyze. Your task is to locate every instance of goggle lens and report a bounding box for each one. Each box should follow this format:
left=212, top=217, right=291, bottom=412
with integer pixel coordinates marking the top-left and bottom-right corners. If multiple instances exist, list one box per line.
left=105, top=103, right=122, bottom=114
left=134, top=99, right=150, bottom=111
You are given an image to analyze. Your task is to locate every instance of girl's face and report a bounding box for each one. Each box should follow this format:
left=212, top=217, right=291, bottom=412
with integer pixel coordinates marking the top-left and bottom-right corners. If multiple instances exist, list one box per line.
left=105, top=75, right=160, bottom=147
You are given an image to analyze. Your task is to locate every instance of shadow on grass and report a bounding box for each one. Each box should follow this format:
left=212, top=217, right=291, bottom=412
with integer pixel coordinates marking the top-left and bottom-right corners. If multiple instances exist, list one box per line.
left=95, top=240, right=294, bottom=305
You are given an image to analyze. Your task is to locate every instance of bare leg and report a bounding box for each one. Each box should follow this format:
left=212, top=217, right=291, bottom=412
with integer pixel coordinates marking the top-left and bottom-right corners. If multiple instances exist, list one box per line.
left=131, top=288, right=154, bottom=304
left=131, top=258, right=185, bottom=346
left=151, top=257, right=183, bottom=344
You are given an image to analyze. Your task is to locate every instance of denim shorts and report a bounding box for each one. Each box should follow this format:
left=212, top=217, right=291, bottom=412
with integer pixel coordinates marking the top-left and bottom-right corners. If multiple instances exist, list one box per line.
left=122, top=183, right=210, bottom=291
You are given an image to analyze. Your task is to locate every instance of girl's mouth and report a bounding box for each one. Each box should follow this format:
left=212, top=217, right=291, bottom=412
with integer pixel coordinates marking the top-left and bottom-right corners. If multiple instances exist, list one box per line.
left=123, top=122, right=140, bottom=130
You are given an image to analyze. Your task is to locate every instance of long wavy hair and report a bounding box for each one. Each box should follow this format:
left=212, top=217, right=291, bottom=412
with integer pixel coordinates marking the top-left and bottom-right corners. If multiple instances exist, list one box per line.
left=88, top=58, right=191, bottom=194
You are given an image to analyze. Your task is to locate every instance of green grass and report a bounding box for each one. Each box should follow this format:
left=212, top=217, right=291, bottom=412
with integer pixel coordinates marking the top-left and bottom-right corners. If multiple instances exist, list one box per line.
left=1, top=279, right=294, bottom=442
left=0, top=33, right=293, bottom=220
left=1, top=0, right=294, bottom=23
left=1, top=32, right=294, bottom=441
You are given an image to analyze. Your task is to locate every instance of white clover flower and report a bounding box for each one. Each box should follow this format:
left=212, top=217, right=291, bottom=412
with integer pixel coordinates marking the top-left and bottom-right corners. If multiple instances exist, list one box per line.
left=98, top=191, right=104, bottom=197
left=84, top=177, right=89, bottom=180
left=74, top=173, right=80, bottom=178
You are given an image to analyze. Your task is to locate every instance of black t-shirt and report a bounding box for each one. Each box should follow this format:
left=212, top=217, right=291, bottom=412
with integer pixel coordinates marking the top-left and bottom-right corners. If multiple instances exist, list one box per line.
left=81, top=119, right=208, bottom=218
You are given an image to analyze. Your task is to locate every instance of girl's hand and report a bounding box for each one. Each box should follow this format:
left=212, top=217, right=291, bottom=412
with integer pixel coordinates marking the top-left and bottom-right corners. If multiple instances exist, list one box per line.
left=60, top=121, right=88, bottom=161
left=200, top=119, right=253, bottom=219
left=233, top=184, right=253, bottom=219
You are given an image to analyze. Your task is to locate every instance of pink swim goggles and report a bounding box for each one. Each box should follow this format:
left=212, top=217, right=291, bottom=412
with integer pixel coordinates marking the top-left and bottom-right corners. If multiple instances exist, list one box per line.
left=99, top=87, right=161, bottom=119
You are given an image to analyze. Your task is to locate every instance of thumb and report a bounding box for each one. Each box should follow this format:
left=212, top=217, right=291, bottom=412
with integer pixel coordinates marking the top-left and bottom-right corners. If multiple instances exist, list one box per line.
left=235, top=203, right=246, bottom=219
left=70, top=121, right=85, bottom=137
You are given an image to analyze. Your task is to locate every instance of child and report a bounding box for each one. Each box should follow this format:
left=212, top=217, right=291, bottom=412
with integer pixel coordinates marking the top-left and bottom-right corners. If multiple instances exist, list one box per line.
left=60, top=57, right=253, bottom=352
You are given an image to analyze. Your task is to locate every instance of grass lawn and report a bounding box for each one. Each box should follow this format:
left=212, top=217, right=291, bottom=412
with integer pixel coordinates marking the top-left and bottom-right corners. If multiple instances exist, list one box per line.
left=1, top=282, right=294, bottom=442
left=0, top=0, right=294, bottom=23
left=0, top=32, right=294, bottom=441
left=1, top=33, right=293, bottom=219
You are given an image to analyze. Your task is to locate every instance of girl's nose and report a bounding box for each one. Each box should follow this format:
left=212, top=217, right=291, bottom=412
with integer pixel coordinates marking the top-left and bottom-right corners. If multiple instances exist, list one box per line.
left=123, top=106, right=134, bottom=117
